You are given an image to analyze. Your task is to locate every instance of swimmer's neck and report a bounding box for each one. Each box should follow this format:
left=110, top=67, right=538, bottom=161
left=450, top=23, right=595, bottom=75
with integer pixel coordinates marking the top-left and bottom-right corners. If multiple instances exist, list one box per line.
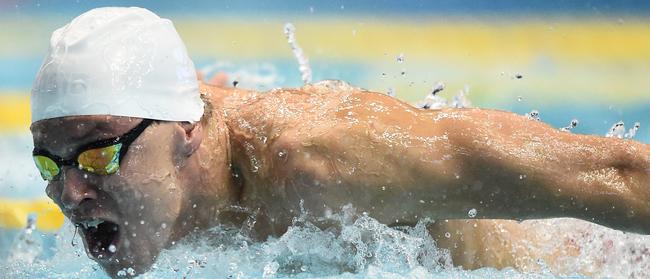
left=197, top=83, right=289, bottom=237
left=170, top=83, right=251, bottom=240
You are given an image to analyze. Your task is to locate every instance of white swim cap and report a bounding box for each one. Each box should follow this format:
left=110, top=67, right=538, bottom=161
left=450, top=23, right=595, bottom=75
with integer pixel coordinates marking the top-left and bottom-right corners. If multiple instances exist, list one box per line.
left=31, top=7, right=204, bottom=123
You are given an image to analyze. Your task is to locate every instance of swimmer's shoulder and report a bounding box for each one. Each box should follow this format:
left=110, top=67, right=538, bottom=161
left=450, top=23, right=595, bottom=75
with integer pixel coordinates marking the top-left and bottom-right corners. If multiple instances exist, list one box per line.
left=199, top=82, right=260, bottom=110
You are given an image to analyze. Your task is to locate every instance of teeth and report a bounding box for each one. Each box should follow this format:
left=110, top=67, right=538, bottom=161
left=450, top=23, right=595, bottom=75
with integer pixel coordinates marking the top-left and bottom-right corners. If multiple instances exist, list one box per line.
left=78, top=218, right=105, bottom=229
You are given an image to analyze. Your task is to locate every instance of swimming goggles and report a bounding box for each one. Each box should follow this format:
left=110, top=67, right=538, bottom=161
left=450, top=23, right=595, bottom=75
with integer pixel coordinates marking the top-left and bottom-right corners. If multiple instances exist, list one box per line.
left=32, top=119, right=155, bottom=181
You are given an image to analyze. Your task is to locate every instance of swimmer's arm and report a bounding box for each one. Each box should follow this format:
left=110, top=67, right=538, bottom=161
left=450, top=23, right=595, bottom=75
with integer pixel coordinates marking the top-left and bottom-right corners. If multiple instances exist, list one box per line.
left=428, top=108, right=650, bottom=234
left=309, top=92, right=650, bottom=234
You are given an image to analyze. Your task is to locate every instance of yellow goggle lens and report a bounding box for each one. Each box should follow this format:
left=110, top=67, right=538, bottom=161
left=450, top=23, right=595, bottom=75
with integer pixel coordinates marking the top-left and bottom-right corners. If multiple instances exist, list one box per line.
left=77, top=143, right=122, bottom=175
left=33, top=155, right=60, bottom=181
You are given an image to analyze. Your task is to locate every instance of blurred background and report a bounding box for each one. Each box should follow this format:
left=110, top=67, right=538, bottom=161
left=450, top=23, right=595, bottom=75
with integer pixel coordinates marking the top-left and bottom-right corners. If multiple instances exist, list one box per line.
left=0, top=0, right=649, bottom=243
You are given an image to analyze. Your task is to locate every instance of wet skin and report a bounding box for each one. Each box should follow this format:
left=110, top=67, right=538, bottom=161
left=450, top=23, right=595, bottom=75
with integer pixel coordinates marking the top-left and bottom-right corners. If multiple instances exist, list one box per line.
left=31, top=81, right=650, bottom=277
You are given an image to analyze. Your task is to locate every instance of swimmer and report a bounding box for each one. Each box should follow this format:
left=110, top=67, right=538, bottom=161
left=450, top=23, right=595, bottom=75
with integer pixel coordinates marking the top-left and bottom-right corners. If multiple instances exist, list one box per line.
left=30, top=7, right=650, bottom=277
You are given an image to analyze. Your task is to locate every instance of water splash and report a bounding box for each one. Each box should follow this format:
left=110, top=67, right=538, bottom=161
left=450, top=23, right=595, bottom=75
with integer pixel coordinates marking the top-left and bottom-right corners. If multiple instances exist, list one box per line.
left=396, top=53, right=405, bottom=63
left=71, top=224, right=79, bottom=247
left=7, top=214, right=42, bottom=264
left=415, top=82, right=447, bottom=110
left=431, top=81, right=445, bottom=95
left=560, top=119, right=579, bottom=132
left=525, top=110, right=541, bottom=121
left=606, top=121, right=626, bottom=138
left=149, top=207, right=455, bottom=278
left=414, top=82, right=474, bottom=110
left=452, top=85, right=472, bottom=108
left=283, top=23, right=312, bottom=84
left=5, top=214, right=650, bottom=277
left=386, top=87, right=396, bottom=97
left=625, top=122, right=640, bottom=139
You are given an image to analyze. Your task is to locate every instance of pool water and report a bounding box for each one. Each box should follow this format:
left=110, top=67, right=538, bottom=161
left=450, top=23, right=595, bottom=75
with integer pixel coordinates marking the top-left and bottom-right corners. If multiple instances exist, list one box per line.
left=4, top=203, right=650, bottom=278
left=1, top=206, right=598, bottom=279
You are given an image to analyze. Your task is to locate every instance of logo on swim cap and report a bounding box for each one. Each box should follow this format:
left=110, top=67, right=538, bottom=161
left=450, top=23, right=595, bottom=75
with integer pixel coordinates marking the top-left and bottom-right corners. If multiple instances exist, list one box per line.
left=31, top=7, right=204, bottom=123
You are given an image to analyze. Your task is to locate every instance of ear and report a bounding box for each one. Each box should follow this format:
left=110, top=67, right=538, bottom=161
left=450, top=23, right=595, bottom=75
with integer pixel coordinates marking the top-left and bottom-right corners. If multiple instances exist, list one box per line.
left=178, top=121, right=204, bottom=157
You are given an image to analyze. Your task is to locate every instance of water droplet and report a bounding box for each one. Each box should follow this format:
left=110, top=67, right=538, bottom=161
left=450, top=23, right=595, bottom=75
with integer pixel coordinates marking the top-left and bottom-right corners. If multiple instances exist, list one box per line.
left=467, top=208, right=477, bottom=218
left=526, top=110, right=540, bottom=121
left=108, top=244, right=117, bottom=253
left=140, top=220, right=145, bottom=225
left=517, top=96, right=523, bottom=102
left=444, top=232, right=451, bottom=238
left=606, top=121, right=625, bottom=138
left=625, top=122, right=641, bottom=139
left=431, top=81, right=445, bottom=95
left=284, top=23, right=312, bottom=84
left=397, top=53, right=404, bottom=63
left=561, top=118, right=579, bottom=132
left=386, top=88, right=395, bottom=97
left=452, top=85, right=471, bottom=108
left=71, top=225, right=79, bottom=247
left=161, top=223, right=167, bottom=229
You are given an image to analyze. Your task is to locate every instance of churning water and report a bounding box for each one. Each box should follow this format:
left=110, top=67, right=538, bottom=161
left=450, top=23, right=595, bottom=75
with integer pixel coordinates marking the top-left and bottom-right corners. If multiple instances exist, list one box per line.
left=0, top=205, right=593, bottom=279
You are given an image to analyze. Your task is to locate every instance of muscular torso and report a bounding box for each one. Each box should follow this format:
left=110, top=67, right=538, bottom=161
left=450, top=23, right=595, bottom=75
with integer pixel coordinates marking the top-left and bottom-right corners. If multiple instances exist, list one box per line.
left=207, top=81, right=453, bottom=235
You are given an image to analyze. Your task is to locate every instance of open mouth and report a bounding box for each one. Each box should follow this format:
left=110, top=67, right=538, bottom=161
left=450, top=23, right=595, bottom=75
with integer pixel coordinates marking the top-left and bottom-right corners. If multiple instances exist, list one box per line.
left=78, top=219, right=120, bottom=261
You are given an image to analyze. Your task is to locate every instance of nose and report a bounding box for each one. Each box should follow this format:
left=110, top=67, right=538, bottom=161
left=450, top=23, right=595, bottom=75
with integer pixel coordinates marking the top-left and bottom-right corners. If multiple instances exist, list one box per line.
left=59, top=167, right=99, bottom=211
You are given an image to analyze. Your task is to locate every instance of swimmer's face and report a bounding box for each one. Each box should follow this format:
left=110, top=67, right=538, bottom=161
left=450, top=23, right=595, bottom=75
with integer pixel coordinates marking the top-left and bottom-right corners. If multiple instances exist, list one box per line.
left=31, top=116, right=198, bottom=276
